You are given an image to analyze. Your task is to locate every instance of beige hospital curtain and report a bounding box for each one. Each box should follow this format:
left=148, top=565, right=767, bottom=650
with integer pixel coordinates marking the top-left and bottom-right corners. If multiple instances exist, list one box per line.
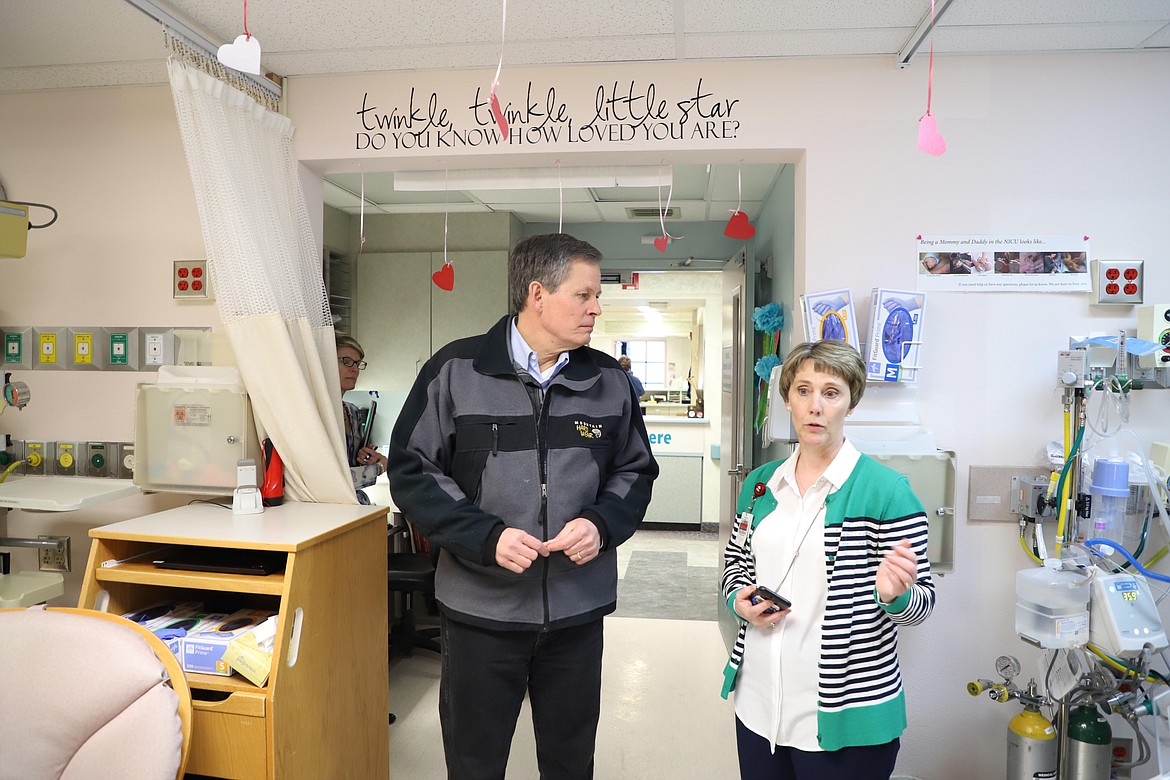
left=166, top=55, right=354, bottom=504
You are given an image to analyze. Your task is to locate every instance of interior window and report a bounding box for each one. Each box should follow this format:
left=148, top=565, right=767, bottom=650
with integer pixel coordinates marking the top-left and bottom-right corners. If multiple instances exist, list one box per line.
left=620, top=340, right=667, bottom=390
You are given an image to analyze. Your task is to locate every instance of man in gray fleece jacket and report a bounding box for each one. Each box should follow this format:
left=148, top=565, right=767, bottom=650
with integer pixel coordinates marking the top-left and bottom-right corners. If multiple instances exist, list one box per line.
left=389, top=233, right=658, bottom=780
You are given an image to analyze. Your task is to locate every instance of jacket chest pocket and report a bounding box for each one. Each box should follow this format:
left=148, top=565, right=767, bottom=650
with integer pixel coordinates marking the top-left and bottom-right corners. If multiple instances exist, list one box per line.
left=452, top=419, right=523, bottom=500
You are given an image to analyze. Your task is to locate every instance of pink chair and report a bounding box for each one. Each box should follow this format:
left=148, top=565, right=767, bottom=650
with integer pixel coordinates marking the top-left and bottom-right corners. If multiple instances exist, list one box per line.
left=0, top=606, right=192, bottom=780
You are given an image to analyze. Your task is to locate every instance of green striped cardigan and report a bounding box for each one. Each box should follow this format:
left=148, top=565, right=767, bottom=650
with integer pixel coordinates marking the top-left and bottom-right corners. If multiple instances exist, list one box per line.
left=720, top=455, right=936, bottom=751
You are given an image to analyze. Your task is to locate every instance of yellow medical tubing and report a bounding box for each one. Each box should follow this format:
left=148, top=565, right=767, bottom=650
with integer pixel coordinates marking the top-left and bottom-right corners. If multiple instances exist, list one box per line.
left=1054, top=407, right=1071, bottom=557
left=1086, top=643, right=1166, bottom=684
left=1054, top=408, right=1084, bottom=559
left=1019, top=523, right=1042, bottom=564
left=1147, top=546, right=1170, bottom=568
left=0, top=460, right=24, bottom=484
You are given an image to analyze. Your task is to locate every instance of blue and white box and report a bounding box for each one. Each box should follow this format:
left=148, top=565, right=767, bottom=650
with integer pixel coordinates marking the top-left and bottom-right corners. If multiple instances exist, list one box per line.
left=799, top=289, right=860, bottom=351
left=865, top=289, right=927, bottom=383
left=181, top=608, right=278, bottom=676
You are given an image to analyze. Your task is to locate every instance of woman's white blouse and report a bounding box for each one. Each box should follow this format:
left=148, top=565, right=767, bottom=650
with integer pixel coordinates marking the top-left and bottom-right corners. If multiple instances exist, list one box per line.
left=734, top=440, right=861, bottom=752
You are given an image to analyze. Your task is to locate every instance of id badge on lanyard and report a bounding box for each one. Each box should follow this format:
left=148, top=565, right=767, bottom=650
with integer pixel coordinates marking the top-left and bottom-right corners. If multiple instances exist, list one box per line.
left=732, top=481, right=768, bottom=546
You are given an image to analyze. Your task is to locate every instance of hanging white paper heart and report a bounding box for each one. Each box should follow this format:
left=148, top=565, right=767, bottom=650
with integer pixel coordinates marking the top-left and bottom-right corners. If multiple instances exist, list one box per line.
left=217, top=34, right=262, bottom=75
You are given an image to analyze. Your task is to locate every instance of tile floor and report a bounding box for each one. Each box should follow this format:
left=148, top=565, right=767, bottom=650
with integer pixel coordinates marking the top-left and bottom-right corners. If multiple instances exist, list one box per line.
left=387, top=528, right=736, bottom=779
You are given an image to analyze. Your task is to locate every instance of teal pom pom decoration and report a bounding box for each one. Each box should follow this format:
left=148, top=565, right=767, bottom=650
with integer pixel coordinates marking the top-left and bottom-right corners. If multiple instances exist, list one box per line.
left=752, top=303, right=784, bottom=334
left=755, top=354, right=781, bottom=383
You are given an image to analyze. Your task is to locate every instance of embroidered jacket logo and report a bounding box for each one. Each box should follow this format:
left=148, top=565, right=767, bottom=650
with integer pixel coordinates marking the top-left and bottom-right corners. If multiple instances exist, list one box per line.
left=574, top=420, right=602, bottom=439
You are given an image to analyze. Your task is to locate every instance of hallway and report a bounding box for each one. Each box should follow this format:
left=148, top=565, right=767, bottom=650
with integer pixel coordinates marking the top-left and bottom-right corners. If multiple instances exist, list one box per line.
left=387, top=529, right=737, bottom=778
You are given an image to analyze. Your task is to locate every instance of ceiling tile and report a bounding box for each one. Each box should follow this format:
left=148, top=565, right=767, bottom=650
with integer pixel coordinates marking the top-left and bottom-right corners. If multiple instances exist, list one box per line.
left=943, top=0, right=1170, bottom=26
left=934, top=22, right=1170, bottom=53
left=682, top=0, right=925, bottom=33
left=685, top=29, right=911, bottom=59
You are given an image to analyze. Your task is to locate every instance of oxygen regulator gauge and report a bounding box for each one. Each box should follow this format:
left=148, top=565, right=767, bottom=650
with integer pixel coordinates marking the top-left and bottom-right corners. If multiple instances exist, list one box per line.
left=995, top=654, right=1022, bottom=681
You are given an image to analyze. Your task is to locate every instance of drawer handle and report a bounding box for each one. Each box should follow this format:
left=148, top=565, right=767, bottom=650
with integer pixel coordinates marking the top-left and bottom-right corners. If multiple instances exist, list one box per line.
left=286, top=606, right=303, bottom=667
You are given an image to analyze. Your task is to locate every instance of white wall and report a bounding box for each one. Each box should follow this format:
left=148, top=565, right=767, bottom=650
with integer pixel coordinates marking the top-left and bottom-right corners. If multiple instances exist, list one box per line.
left=287, top=52, right=1170, bottom=779
left=784, top=53, right=1170, bottom=780
left=3, top=49, right=1169, bottom=779
left=0, top=85, right=223, bottom=604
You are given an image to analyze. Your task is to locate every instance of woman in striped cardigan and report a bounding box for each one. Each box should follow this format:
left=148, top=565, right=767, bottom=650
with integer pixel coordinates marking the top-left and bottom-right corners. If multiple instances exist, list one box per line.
left=720, top=340, right=936, bottom=780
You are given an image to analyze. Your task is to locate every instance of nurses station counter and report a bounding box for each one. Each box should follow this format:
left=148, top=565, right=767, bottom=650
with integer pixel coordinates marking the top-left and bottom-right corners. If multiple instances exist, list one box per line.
left=640, top=414, right=707, bottom=529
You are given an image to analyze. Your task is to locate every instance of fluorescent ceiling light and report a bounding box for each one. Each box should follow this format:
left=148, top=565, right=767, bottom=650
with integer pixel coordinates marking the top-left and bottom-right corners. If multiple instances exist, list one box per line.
left=638, top=305, right=664, bottom=324
left=394, top=166, right=670, bottom=192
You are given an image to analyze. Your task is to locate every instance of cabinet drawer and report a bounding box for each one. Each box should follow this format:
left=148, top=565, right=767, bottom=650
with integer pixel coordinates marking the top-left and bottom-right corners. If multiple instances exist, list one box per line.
left=188, top=692, right=268, bottom=780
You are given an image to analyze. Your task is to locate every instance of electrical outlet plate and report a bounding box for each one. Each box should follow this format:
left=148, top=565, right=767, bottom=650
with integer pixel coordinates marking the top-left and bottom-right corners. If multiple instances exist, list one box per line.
left=37, top=535, right=71, bottom=573
left=174, top=259, right=211, bottom=299
left=1093, top=259, right=1144, bottom=305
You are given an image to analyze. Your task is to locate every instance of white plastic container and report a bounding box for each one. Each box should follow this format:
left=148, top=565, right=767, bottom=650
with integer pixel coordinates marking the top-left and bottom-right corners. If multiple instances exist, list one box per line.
left=1015, top=564, right=1090, bottom=648
left=134, top=366, right=259, bottom=495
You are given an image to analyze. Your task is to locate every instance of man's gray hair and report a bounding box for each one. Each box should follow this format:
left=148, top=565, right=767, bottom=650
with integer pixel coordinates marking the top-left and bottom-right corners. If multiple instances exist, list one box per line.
left=508, top=233, right=603, bottom=314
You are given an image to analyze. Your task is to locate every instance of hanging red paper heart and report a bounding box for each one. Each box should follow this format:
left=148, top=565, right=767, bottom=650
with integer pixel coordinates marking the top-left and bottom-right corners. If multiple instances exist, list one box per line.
left=917, top=113, right=946, bottom=156
left=724, top=211, right=756, bottom=240
left=432, top=263, right=455, bottom=291
left=653, top=236, right=669, bottom=253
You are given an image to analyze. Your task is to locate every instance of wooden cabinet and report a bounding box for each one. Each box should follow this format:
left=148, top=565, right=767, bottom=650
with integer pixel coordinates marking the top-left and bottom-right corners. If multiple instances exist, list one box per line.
left=353, top=251, right=508, bottom=393
left=77, top=502, right=389, bottom=780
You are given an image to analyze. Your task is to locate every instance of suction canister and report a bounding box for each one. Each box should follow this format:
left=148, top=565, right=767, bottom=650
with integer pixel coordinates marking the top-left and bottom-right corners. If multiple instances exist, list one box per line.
left=1064, top=705, right=1111, bottom=780
left=1007, top=703, right=1057, bottom=780
left=1088, top=458, right=1129, bottom=551
left=261, top=438, right=284, bottom=507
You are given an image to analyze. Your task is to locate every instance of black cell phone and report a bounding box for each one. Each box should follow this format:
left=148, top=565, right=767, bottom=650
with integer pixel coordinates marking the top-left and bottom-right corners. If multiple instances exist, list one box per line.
left=750, top=585, right=792, bottom=614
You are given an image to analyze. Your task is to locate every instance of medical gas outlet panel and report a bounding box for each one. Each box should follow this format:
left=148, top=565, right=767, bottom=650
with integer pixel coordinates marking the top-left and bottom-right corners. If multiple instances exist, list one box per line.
left=11, top=441, right=133, bottom=479
left=0, top=326, right=212, bottom=370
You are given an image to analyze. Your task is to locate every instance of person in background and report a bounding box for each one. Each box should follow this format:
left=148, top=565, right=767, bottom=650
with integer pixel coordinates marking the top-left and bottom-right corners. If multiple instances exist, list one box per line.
left=618, top=354, right=645, bottom=398
left=719, top=339, right=935, bottom=780
left=337, top=333, right=387, bottom=505
left=389, top=233, right=659, bottom=780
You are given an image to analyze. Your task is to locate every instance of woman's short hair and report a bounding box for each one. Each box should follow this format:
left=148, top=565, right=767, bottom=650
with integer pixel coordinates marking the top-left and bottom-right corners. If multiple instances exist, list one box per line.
left=778, top=340, right=866, bottom=410
left=335, top=333, right=364, bottom=360
left=508, top=233, right=603, bottom=314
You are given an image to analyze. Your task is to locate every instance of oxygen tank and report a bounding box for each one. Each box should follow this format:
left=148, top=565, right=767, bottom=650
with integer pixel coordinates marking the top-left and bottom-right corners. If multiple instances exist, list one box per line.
left=1007, top=703, right=1057, bottom=780
left=1064, top=705, right=1111, bottom=780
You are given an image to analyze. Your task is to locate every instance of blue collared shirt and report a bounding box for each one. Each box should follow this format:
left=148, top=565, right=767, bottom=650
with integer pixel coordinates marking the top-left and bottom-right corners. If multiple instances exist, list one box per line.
left=508, top=317, right=569, bottom=388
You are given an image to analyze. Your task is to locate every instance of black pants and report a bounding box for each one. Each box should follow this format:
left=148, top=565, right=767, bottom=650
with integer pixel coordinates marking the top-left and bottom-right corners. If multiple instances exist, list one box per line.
left=735, top=717, right=900, bottom=780
left=439, top=614, right=604, bottom=780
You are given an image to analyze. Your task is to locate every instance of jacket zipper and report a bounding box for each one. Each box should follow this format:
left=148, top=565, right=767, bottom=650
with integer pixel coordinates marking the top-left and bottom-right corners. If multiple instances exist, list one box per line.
left=536, top=387, right=552, bottom=629
left=512, top=371, right=553, bottom=628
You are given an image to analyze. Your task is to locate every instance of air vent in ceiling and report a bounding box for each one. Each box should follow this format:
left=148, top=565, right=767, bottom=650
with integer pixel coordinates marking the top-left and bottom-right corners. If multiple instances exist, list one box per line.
left=626, top=207, right=678, bottom=220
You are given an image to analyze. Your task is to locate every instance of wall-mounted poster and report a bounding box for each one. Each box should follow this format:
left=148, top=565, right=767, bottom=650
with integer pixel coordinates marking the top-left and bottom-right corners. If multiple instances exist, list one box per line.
left=916, top=235, right=1091, bottom=292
